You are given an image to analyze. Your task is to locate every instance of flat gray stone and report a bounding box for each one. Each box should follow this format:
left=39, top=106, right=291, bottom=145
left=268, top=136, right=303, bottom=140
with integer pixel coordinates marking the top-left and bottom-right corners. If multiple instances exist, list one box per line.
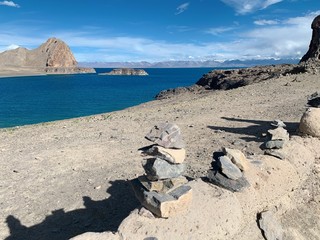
left=218, top=156, right=243, bottom=180
left=207, top=169, right=249, bottom=192
left=265, top=140, right=285, bottom=149
left=142, top=158, right=186, bottom=180
left=264, top=150, right=285, bottom=160
left=222, top=147, right=249, bottom=171
left=145, top=123, right=185, bottom=149
left=268, top=127, right=289, bottom=141
left=142, top=145, right=186, bottom=164
left=138, top=175, right=188, bottom=193
left=270, top=119, right=286, bottom=128
left=258, top=210, right=283, bottom=240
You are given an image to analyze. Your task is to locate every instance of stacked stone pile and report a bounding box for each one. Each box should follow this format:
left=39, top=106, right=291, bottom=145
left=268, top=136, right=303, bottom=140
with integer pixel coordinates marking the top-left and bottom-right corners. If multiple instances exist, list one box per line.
left=207, top=147, right=249, bottom=192
left=299, top=92, right=320, bottom=138
left=263, top=120, right=289, bottom=160
left=131, top=123, right=192, bottom=218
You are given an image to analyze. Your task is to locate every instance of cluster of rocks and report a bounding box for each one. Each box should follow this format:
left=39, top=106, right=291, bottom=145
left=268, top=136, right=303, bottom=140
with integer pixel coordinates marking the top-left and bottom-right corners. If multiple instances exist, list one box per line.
left=263, top=120, right=289, bottom=160
left=131, top=123, right=192, bottom=218
left=207, top=147, right=250, bottom=192
left=299, top=92, right=320, bottom=138
left=99, top=68, right=148, bottom=76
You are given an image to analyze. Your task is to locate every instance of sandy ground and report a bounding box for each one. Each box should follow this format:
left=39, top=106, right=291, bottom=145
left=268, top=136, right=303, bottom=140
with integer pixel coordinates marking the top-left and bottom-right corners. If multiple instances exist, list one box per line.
left=0, top=72, right=320, bottom=239
left=0, top=67, right=46, bottom=78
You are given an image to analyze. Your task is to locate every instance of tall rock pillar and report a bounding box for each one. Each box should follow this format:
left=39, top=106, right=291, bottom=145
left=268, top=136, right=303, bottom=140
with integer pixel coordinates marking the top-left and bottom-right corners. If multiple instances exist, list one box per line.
left=300, top=15, right=320, bottom=63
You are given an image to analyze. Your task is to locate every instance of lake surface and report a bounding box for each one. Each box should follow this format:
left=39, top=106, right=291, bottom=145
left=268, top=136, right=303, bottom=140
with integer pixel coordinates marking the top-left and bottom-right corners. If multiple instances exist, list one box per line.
left=0, top=68, right=213, bottom=128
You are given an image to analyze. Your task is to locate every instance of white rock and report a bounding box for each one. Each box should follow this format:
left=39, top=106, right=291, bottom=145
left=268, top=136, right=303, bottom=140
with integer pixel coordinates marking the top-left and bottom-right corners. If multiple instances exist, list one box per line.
left=299, top=107, right=320, bottom=138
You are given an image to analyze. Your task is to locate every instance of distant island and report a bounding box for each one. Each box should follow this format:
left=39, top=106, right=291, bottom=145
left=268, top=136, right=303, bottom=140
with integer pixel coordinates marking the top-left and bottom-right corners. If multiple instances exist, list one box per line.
left=99, top=68, right=148, bottom=76
left=0, top=37, right=95, bottom=77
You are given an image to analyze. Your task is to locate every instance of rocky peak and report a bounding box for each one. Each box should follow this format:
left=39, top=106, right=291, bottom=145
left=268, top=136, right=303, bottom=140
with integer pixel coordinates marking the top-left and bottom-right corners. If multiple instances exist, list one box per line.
left=300, top=15, right=320, bottom=63
left=35, top=37, right=78, bottom=68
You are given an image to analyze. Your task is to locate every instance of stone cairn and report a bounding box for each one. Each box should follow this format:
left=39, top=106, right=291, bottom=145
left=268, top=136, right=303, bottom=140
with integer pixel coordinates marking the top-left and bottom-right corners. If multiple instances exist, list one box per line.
left=131, top=123, right=192, bottom=218
left=207, top=147, right=250, bottom=192
left=299, top=92, right=320, bottom=138
left=263, top=119, right=289, bottom=160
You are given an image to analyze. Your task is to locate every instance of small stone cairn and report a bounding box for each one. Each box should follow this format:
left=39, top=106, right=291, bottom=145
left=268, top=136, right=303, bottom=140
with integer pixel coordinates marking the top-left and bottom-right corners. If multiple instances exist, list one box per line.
left=263, top=120, right=289, bottom=160
left=207, top=147, right=250, bottom=192
left=299, top=92, right=320, bottom=138
left=131, top=123, right=192, bottom=218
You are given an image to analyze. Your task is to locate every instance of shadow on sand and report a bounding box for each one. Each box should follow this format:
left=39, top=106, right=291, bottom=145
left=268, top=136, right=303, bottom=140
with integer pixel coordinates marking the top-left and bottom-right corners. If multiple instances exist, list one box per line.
left=5, top=180, right=139, bottom=240
left=207, top=117, right=299, bottom=142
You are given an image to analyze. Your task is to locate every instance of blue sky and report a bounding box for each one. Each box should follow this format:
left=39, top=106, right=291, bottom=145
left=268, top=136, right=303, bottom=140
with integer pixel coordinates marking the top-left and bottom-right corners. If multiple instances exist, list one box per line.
left=0, top=0, right=320, bottom=62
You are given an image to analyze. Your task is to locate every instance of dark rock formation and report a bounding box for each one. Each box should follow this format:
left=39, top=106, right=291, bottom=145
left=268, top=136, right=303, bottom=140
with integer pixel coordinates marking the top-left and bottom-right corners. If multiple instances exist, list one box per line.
left=99, top=68, right=148, bottom=76
left=155, top=16, right=320, bottom=99
left=0, top=38, right=95, bottom=74
left=300, top=15, right=320, bottom=63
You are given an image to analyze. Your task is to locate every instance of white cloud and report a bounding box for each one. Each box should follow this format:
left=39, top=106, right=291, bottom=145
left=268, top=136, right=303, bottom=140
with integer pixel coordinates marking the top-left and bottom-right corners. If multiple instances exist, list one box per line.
left=175, top=2, right=190, bottom=15
left=0, top=12, right=318, bottom=62
left=220, top=0, right=283, bottom=14
left=0, top=1, right=20, bottom=8
left=205, top=26, right=236, bottom=35
left=254, top=19, right=279, bottom=25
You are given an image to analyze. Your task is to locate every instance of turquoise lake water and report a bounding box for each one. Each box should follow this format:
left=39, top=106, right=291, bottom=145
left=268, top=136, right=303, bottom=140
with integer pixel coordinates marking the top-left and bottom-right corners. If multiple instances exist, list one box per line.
left=0, top=68, right=214, bottom=128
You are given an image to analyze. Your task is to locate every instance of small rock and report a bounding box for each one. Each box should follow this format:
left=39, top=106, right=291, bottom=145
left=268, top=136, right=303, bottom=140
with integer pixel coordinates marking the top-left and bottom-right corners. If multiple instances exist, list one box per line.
left=265, top=140, right=285, bottom=149
left=299, top=107, right=320, bottom=138
left=131, top=179, right=192, bottom=218
left=270, top=119, right=286, bottom=128
left=142, top=158, right=186, bottom=180
left=264, top=150, right=285, bottom=160
left=222, top=147, right=249, bottom=171
left=138, top=175, right=188, bottom=193
left=207, top=169, right=249, bottom=192
left=142, top=145, right=186, bottom=164
left=307, top=92, right=320, bottom=107
left=145, top=123, right=185, bottom=149
left=138, top=207, right=155, bottom=219
left=258, top=210, right=283, bottom=240
left=268, top=127, right=289, bottom=141
left=217, top=156, right=243, bottom=180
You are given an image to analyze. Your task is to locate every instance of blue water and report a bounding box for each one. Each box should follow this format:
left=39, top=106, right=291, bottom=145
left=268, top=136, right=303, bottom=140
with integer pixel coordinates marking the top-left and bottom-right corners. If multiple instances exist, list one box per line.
left=0, top=68, right=212, bottom=128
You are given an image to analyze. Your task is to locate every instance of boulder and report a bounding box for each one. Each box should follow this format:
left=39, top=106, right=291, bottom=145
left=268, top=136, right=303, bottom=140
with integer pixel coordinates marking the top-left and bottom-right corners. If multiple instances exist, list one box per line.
left=142, top=158, right=186, bottom=180
left=145, top=123, right=185, bottom=149
left=299, top=108, right=320, bottom=138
